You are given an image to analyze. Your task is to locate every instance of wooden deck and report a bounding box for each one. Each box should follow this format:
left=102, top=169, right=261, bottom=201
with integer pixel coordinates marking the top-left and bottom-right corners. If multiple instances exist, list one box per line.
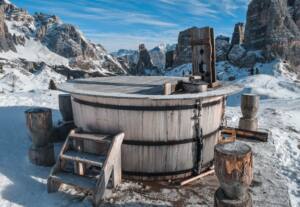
left=58, top=76, right=242, bottom=100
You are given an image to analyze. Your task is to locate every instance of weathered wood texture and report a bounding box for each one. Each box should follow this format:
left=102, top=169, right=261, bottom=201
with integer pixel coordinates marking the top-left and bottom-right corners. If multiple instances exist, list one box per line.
left=223, top=127, right=269, bottom=142
left=72, top=94, right=225, bottom=180
left=48, top=130, right=124, bottom=207
left=239, top=117, right=258, bottom=131
left=58, top=76, right=242, bottom=99
left=28, top=144, right=55, bottom=166
left=240, top=94, right=259, bottom=119
left=59, top=94, right=74, bottom=121
left=57, top=76, right=242, bottom=180
left=94, top=132, right=124, bottom=206
left=214, top=188, right=252, bottom=207
left=191, top=27, right=217, bottom=86
left=214, top=142, right=253, bottom=199
left=163, top=82, right=172, bottom=95
left=25, top=107, right=53, bottom=147
left=239, top=94, right=259, bottom=131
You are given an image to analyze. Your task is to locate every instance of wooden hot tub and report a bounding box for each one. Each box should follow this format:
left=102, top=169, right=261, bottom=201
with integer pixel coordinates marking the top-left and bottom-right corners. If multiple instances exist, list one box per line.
left=58, top=76, right=241, bottom=180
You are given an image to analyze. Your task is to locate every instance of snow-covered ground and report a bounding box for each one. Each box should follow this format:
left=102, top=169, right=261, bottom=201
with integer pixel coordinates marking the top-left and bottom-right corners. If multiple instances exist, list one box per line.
left=0, top=61, right=299, bottom=206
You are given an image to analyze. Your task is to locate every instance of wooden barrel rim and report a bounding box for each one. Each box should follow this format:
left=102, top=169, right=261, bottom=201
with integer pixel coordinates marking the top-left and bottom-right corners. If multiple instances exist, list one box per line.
left=73, top=97, right=221, bottom=111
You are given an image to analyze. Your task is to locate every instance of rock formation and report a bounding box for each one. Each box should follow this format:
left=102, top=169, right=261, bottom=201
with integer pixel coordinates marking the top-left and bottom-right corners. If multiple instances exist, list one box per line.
left=149, top=45, right=166, bottom=70
left=0, top=0, right=127, bottom=75
left=216, top=35, right=231, bottom=62
left=173, top=27, right=195, bottom=66
left=244, top=0, right=300, bottom=70
left=0, top=7, right=16, bottom=52
left=165, top=50, right=174, bottom=69
left=135, top=44, right=154, bottom=74
left=231, top=22, right=244, bottom=46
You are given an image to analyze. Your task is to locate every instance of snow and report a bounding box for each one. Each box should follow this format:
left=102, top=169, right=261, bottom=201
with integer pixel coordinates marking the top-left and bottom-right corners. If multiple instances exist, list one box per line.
left=0, top=39, right=69, bottom=66
left=0, top=63, right=66, bottom=93
left=3, top=0, right=11, bottom=4
left=0, top=59, right=299, bottom=206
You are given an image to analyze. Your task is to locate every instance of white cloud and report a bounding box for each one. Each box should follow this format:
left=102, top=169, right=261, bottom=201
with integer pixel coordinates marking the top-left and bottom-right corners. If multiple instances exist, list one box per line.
left=85, top=7, right=177, bottom=27
left=85, top=30, right=180, bottom=52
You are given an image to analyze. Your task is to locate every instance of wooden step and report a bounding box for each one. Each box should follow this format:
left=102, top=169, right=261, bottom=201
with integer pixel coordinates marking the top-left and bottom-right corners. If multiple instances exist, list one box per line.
left=61, top=150, right=106, bottom=167
left=50, top=171, right=96, bottom=191
left=69, top=130, right=112, bottom=143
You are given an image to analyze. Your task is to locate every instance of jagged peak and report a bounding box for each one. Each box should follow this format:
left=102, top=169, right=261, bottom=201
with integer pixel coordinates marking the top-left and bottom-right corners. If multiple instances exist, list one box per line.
left=0, top=0, right=11, bottom=5
left=34, top=12, right=61, bottom=25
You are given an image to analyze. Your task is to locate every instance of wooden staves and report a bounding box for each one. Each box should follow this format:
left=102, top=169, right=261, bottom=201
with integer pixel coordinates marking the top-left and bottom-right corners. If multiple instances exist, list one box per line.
left=190, top=27, right=217, bottom=87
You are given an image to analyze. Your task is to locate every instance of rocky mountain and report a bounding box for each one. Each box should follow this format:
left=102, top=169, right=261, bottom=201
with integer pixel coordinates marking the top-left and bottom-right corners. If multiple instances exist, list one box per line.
left=163, top=1, right=300, bottom=74
left=244, top=0, right=300, bottom=71
left=0, top=0, right=127, bottom=82
left=112, top=43, right=175, bottom=74
left=173, top=27, right=194, bottom=67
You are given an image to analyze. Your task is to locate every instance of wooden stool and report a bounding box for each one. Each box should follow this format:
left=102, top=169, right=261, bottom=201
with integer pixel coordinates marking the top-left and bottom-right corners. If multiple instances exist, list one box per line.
left=214, top=188, right=252, bottom=207
left=214, top=142, right=253, bottom=206
left=28, top=144, right=55, bottom=166
left=239, top=94, right=259, bottom=131
left=25, top=107, right=54, bottom=166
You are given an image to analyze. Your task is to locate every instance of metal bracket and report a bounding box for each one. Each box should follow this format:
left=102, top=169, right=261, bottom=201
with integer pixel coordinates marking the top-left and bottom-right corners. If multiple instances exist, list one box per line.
left=193, top=99, right=203, bottom=175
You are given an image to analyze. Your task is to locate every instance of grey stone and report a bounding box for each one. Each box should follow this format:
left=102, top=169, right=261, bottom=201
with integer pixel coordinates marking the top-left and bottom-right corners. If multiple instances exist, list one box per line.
left=173, top=27, right=195, bottom=66
left=231, top=22, right=245, bottom=46
left=228, top=45, right=246, bottom=66
left=0, top=7, right=16, bottom=52
left=165, top=50, right=174, bottom=69
left=216, top=35, right=231, bottom=62
left=244, top=0, right=300, bottom=70
left=135, top=44, right=156, bottom=75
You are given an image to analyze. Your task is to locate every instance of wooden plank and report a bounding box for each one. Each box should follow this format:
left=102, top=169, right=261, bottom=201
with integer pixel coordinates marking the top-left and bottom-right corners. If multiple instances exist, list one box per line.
left=69, top=131, right=112, bottom=143
left=163, top=82, right=172, bottom=95
left=94, top=132, right=124, bottom=206
left=61, top=150, right=106, bottom=167
left=223, top=127, right=269, bottom=142
left=180, top=169, right=215, bottom=186
left=50, top=172, right=96, bottom=191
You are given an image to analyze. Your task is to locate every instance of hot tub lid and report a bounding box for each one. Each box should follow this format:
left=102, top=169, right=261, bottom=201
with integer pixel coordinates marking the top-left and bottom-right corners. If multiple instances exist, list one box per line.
left=58, top=76, right=242, bottom=100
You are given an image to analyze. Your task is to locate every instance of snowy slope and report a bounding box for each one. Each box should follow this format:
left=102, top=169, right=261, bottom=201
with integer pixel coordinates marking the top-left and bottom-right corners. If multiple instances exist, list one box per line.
left=0, top=38, right=69, bottom=66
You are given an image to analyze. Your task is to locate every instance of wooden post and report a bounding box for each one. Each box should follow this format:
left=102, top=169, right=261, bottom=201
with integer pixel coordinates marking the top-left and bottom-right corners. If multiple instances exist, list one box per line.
left=73, top=139, right=86, bottom=176
left=214, top=142, right=253, bottom=206
left=163, top=82, right=172, bottom=95
left=191, top=27, right=217, bottom=87
left=239, top=94, right=259, bottom=131
left=240, top=94, right=259, bottom=119
left=25, top=107, right=53, bottom=147
left=25, top=107, right=55, bottom=166
left=59, top=94, right=73, bottom=122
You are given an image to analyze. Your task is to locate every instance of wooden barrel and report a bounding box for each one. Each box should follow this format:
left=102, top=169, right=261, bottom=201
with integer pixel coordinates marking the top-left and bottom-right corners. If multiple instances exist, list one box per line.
left=241, top=94, right=259, bottom=119
left=58, top=76, right=242, bottom=180
left=25, top=107, right=52, bottom=148
left=71, top=94, right=225, bottom=180
left=214, top=142, right=253, bottom=199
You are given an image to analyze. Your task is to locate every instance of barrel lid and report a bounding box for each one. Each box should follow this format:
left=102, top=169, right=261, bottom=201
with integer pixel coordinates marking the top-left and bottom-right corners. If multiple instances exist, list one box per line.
left=58, top=76, right=243, bottom=100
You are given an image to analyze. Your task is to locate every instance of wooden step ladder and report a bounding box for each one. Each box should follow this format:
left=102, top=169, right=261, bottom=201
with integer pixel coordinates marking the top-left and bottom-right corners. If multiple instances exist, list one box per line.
left=47, top=129, right=124, bottom=206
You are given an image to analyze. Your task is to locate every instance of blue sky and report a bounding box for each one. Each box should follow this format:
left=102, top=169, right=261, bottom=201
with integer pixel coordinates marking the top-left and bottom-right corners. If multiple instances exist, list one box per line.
left=12, top=0, right=249, bottom=52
